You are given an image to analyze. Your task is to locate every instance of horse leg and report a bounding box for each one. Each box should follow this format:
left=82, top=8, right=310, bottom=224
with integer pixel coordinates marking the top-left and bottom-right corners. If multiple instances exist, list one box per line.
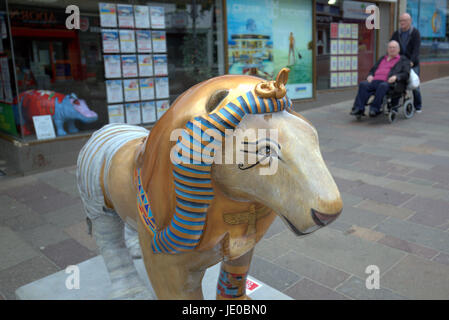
left=90, top=211, right=154, bottom=299
left=124, top=222, right=142, bottom=259
left=216, top=249, right=254, bottom=300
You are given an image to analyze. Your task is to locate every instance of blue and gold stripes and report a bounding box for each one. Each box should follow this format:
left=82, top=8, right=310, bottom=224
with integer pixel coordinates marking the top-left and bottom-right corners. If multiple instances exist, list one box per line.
left=136, top=89, right=292, bottom=254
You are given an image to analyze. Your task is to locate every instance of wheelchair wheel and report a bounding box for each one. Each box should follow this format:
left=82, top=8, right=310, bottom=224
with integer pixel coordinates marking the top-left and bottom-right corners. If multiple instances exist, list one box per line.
left=388, top=110, right=398, bottom=123
left=402, top=100, right=415, bottom=119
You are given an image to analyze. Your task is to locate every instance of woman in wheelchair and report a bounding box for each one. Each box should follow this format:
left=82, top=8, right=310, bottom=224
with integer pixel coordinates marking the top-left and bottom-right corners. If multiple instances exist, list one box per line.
left=350, top=40, right=411, bottom=117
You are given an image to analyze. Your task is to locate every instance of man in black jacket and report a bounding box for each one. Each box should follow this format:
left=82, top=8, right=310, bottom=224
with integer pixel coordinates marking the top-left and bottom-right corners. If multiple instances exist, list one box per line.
left=351, top=40, right=410, bottom=117
left=391, top=13, right=422, bottom=112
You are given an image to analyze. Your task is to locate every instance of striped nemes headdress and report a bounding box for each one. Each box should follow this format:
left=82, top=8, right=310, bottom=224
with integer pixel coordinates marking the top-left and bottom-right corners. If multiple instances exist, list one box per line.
left=136, top=68, right=292, bottom=254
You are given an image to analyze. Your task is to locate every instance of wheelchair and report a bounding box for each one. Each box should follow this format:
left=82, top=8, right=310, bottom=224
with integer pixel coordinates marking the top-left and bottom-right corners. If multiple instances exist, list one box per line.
left=352, top=82, right=415, bottom=123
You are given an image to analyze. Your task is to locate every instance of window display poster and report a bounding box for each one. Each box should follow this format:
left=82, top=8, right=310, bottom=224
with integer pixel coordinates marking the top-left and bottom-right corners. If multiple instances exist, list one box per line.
left=330, top=72, right=338, bottom=88
left=338, top=72, right=345, bottom=87
left=125, top=103, right=141, bottom=124
left=344, top=40, right=352, bottom=55
left=104, top=55, right=121, bottom=78
left=417, top=0, right=446, bottom=37
left=156, top=100, right=170, bottom=119
left=271, top=0, right=313, bottom=99
left=345, top=24, right=352, bottom=38
left=134, top=5, right=151, bottom=29
left=108, top=104, right=125, bottom=123
left=330, top=23, right=338, bottom=38
left=99, top=3, right=117, bottom=27
left=117, top=4, right=134, bottom=28
left=344, top=56, right=351, bottom=71
left=338, top=23, right=345, bottom=38
left=330, top=40, right=338, bottom=55
left=227, top=0, right=274, bottom=78
left=124, top=79, right=140, bottom=101
left=351, top=24, right=358, bottom=39
left=152, top=31, right=167, bottom=53
left=106, top=80, right=123, bottom=103
left=119, top=30, right=136, bottom=53
left=352, top=40, right=358, bottom=55
left=102, top=29, right=120, bottom=53
left=121, top=55, right=138, bottom=77
left=155, top=77, right=169, bottom=99
left=344, top=72, right=351, bottom=87
left=138, top=54, right=153, bottom=76
left=150, top=6, right=166, bottom=29
left=338, top=56, right=345, bottom=71
left=153, top=54, right=168, bottom=76
left=139, top=78, right=155, bottom=100
left=351, top=72, right=358, bottom=86
left=142, top=101, right=156, bottom=123
left=338, top=40, right=345, bottom=54
left=330, top=56, right=338, bottom=71
left=136, top=30, right=152, bottom=53
left=351, top=56, right=358, bottom=70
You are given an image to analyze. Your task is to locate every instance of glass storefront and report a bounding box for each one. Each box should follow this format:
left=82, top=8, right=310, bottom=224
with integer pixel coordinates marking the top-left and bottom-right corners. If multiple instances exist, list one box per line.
left=315, top=0, right=377, bottom=90
left=407, top=0, right=449, bottom=62
left=0, top=0, right=223, bottom=141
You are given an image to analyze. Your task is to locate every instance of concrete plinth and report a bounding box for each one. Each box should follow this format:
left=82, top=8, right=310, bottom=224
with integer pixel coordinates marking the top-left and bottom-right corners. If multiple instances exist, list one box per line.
left=15, top=256, right=292, bottom=300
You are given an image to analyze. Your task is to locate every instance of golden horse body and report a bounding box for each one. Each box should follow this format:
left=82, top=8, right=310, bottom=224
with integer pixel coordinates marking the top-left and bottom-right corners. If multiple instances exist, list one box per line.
left=77, top=69, right=343, bottom=299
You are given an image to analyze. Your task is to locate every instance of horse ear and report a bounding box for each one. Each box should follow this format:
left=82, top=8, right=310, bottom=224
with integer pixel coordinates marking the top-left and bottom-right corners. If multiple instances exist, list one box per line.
left=205, top=89, right=229, bottom=113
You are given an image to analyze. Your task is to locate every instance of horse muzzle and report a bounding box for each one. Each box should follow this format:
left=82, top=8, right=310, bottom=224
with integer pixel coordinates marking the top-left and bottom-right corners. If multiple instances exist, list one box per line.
left=281, top=208, right=342, bottom=236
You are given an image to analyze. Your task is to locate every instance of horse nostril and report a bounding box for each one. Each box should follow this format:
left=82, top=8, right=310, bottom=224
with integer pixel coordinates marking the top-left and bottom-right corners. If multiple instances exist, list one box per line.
left=311, top=208, right=342, bottom=226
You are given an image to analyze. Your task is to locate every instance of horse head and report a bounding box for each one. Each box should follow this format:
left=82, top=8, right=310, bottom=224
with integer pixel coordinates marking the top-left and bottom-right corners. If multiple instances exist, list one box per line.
left=138, top=68, right=342, bottom=258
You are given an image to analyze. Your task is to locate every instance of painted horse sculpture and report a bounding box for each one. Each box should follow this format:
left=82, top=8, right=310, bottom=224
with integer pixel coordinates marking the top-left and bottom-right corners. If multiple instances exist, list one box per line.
left=76, top=68, right=343, bottom=299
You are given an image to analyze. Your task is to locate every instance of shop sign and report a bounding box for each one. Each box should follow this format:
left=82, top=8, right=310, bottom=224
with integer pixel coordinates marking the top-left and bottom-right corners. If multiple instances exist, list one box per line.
left=9, top=5, right=67, bottom=29
left=342, top=1, right=371, bottom=20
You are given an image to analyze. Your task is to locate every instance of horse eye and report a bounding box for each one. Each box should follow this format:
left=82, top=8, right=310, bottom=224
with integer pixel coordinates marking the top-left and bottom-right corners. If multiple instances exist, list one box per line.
left=259, top=144, right=276, bottom=157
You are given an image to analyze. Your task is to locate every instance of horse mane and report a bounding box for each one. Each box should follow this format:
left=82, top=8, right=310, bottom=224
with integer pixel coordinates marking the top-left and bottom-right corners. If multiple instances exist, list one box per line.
left=137, top=70, right=292, bottom=254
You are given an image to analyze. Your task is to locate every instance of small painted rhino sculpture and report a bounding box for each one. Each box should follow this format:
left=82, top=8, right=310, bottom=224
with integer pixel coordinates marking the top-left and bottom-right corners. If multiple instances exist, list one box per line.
left=14, top=90, right=98, bottom=136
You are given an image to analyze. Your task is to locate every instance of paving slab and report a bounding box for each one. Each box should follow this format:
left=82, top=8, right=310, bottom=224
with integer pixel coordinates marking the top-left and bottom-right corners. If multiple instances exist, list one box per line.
left=355, top=199, right=414, bottom=220
left=274, top=250, right=350, bottom=289
left=0, top=195, right=36, bottom=221
left=15, top=256, right=292, bottom=300
left=374, top=217, right=449, bottom=254
left=270, top=228, right=406, bottom=279
left=19, top=223, right=70, bottom=249
left=64, top=221, right=99, bottom=252
left=336, top=206, right=388, bottom=229
left=249, top=256, right=301, bottom=292
left=335, top=276, right=407, bottom=300
left=381, top=254, right=449, bottom=299
left=0, top=226, right=40, bottom=271
left=432, top=253, right=449, bottom=267
left=377, top=235, right=439, bottom=259
left=0, top=255, right=59, bottom=300
left=284, top=278, right=349, bottom=300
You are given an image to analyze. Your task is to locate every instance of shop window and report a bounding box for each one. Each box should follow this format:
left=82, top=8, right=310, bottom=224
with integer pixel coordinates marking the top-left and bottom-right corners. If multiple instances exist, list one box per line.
left=1, top=0, right=223, bottom=142
left=407, top=0, right=449, bottom=62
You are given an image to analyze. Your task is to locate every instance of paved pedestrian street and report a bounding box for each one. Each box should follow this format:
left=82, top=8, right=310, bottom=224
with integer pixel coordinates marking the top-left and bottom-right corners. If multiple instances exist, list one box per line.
left=1, top=77, right=448, bottom=300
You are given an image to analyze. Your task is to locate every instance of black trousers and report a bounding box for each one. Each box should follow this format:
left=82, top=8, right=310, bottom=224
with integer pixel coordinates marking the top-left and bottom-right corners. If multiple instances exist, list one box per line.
left=354, top=80, right=391, bottom=112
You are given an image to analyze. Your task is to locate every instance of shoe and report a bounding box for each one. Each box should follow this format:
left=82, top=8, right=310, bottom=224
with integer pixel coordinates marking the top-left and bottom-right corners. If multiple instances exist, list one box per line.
left=415, top=108, right=422, bottom=113
left=369, top=109, right=382, bottom=117
left=350, top=108, right=364, bottom=116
